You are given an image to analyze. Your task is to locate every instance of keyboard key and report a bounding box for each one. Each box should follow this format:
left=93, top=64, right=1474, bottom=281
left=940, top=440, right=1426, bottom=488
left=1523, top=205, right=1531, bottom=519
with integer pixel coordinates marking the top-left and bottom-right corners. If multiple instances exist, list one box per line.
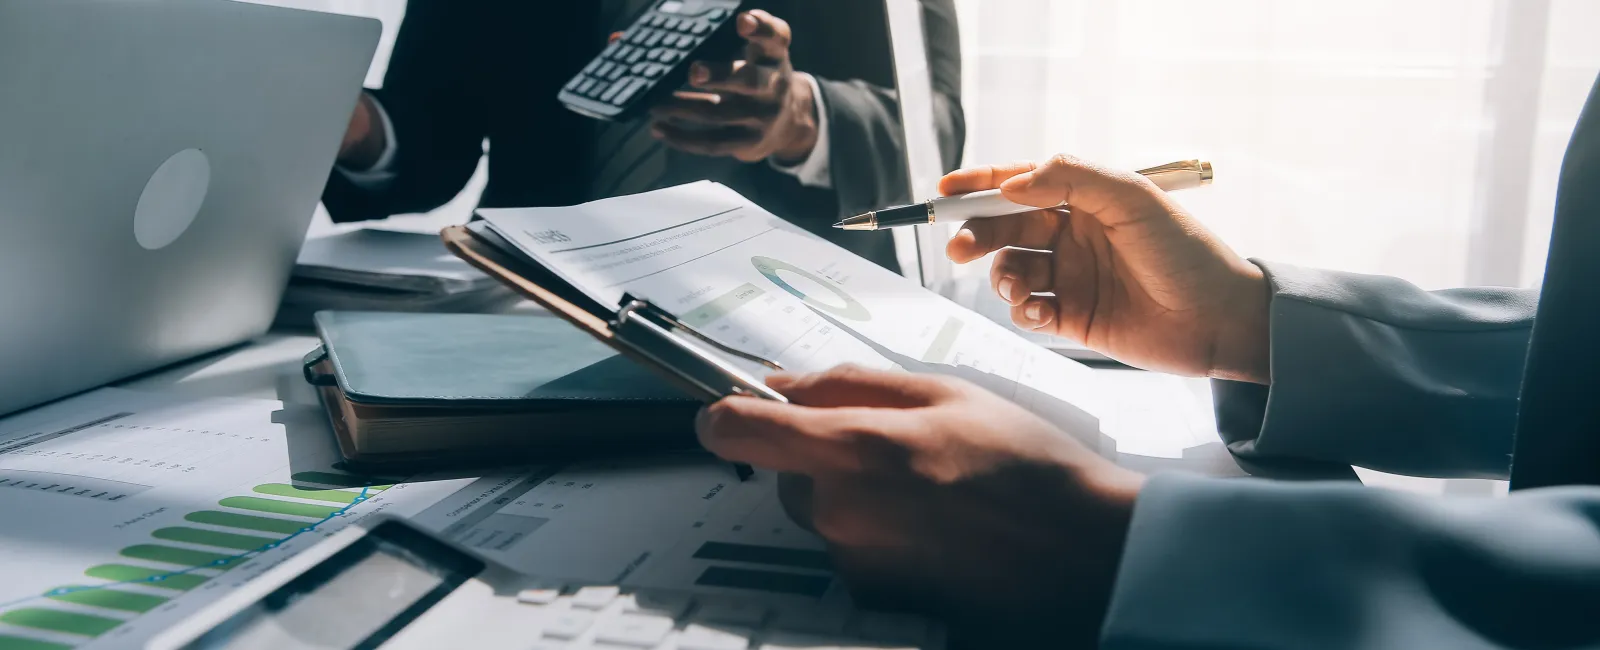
left=622, top=590, right=692, bottom=619
left=542, top=610, right=596, bottom=639
left=517, top=587, right=562, bottom=606
left=771, top=606, right=848, bottom=635
left=855, top=613, right=927, bottom=645
left=694, top=601, right=766, bottom=627
left=678, top=624, right=753, bottom=650
left=595, top=613, right=675, bottom=647
left=572, top=585, right=622, bottom=609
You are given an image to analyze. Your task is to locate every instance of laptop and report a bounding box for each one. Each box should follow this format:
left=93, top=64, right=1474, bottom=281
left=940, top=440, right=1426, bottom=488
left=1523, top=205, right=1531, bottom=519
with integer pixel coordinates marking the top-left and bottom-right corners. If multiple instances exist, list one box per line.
left=0, top=0, right=380, bottom=416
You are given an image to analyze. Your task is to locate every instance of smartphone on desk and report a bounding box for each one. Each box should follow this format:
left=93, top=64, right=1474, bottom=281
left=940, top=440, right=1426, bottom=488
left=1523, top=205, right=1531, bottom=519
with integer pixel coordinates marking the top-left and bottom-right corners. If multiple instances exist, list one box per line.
left=558, top=0, right=745, bottom=121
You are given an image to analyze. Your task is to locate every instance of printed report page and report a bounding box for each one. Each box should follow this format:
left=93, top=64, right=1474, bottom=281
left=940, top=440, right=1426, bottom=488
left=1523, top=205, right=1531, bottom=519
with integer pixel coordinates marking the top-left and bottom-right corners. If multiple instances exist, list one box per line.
left=477, top=182, right=1110, bottom=453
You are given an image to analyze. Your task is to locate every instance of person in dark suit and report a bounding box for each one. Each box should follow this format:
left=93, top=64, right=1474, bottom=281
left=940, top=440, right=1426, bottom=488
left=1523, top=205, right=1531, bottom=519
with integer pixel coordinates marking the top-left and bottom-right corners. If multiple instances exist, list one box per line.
left=323, top=0, right=964, bottom=273
left=697, top=78, right=1600, bottom=646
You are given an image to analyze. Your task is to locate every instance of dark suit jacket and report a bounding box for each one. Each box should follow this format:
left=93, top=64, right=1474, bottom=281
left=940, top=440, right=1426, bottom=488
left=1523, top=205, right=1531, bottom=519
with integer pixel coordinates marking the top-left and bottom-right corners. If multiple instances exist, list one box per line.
left=320, top=0, right=965, bottom=273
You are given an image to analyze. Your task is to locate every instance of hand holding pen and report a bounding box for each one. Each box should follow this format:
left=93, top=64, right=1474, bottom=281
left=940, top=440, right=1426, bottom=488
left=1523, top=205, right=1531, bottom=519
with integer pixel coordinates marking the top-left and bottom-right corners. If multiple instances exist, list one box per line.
left=934, top=155, right=1272, bottom=383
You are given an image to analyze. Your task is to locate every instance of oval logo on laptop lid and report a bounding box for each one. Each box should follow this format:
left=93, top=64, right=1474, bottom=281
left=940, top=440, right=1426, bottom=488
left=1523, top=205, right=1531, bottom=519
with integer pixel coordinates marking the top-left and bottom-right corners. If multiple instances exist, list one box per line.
left=134, top=148, right=211, bottom=251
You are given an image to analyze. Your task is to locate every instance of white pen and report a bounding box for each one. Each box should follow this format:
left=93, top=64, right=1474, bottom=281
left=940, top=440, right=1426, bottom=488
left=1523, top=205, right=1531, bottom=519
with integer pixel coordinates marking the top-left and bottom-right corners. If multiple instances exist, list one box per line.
left=833, top=160, right=1213, bottom=231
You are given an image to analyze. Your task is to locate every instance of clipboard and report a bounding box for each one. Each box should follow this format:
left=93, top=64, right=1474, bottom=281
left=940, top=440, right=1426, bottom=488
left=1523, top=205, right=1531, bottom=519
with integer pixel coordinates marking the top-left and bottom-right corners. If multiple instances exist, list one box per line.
left=440, top=222, right=789, bottom=406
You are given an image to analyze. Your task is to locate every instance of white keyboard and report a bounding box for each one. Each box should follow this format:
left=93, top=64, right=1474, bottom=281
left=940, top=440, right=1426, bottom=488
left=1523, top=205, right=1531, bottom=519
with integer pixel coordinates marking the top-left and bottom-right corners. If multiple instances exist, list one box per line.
left=508, top=579, right=942, bottom=650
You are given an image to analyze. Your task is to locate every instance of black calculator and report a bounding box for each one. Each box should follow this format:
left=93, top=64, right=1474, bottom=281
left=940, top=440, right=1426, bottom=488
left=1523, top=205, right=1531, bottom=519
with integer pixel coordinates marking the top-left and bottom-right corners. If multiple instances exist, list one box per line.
left=559, top=0, right=745, bottom=121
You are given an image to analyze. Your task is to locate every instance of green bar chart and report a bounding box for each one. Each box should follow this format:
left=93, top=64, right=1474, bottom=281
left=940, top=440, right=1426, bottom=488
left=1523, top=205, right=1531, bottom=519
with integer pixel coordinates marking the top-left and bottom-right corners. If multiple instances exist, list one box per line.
left=0, top=471, right=389, bottom=645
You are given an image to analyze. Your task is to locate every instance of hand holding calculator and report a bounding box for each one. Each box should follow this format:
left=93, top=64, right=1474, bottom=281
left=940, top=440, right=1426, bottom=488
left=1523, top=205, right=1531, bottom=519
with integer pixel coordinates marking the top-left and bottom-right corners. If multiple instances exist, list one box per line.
left=559, top=0, right=746, bottom=121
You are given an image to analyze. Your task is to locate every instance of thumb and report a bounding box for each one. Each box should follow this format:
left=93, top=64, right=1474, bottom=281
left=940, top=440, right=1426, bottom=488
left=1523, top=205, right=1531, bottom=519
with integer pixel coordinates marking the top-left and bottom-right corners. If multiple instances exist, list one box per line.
left=998, top=154, right=1165, bottom=227
left=767, top=365, right=959, bottom=409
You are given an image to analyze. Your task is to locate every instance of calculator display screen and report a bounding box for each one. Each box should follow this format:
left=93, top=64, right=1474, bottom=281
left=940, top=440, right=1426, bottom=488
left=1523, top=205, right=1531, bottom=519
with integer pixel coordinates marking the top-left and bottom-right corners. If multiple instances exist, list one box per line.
left=181, top=522, right=484, bottom=650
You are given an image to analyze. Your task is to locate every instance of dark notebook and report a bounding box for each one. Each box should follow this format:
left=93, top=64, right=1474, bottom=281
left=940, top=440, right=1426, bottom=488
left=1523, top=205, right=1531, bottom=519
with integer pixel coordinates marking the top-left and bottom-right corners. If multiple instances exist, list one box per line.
left=304, top=311, right=700, bottom=470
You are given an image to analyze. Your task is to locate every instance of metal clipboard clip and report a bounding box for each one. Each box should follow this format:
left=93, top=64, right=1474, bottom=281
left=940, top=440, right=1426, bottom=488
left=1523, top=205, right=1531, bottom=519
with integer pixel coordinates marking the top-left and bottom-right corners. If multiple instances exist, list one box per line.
left=611, top=293, right=789, bottom=403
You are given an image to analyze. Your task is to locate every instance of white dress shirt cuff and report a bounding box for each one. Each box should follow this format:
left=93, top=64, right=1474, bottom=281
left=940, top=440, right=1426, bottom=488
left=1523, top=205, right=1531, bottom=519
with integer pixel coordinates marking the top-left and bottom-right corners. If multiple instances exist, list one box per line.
left=335, top=94, right=399, bottom=190
left=768, top=73, right=832, bottom=190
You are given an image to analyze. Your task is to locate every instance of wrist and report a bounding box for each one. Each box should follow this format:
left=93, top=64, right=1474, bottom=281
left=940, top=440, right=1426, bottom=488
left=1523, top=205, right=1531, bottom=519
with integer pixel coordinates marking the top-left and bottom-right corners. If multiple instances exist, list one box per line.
left=338, top=93, right=386, bottom=171
left=771, top=72, right=819, bottom=164
left=1207, top=260, right=1273, bottom=384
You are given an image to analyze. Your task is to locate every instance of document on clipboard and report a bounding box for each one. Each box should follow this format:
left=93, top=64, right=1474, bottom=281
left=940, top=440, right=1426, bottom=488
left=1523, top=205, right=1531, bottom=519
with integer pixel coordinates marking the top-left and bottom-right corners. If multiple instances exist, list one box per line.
left=444, top=181, right=1113, bottom=455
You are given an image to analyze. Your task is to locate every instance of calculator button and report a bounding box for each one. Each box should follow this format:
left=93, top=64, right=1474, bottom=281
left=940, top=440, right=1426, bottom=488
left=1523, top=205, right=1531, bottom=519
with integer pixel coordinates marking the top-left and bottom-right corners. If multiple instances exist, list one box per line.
left=706, top=8, right=730, bottom=21
left=613, top=78, right=648, bottom=105
left=678, top=624, right=753, bottom=650
left=596, top=62, right=616, bottom=77
left=658, top=50, right=683, bottom=64
left=644, top=31, right=667, bottom=47
left=648, top=14, right=668, bottom=27
left=663, top=17, right=682, bottom=30
left=584, top=59, right=604, bottom=75
left=572, top=585, right=622, bottom=609
left=564, top=76, right=584, bottom=92
left=627, top=28, right=652, bottom=45
left=601, top=41, right=623, bottom=58
left=541, top=611, right=596, bottom=639
left=626, top=48, right=647, bottom=63
left=606, top=66, right=627, bottom=82
left=646, top=49, right=665, bottom=62
left=586, top=81, right=611, bottom=99
left=643, top=64, right=667, bottom=79
left=613, top=45, right=635, bottom=61
left=690, top=22, right=711, bottom=35
left=594, top=613, right=675, bottom=647
left=577, top=78, right=599, bottom=95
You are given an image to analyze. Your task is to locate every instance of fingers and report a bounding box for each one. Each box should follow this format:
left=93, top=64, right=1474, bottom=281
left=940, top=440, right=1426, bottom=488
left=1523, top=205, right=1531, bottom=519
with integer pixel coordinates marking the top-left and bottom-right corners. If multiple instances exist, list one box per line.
left=689, top=60, right=783, bottom=97
left=651, top=93, right=777, bottom=127
left=737, top=10, right=792, bottom=64
left=766, top=365, right=959, bottom=409
left=696, top=397, right=891, bottom=473
left=1010, top=297, right=1058, bottom=331
left=945, top=209, right=1065, bottom=263
left=990, top=248, right=1053, bottom=306
left=998, top=154, right=1161, bottom=226
left=651, top=122, right=763, bottom=160
left=938, top=161, right=1037, bottom=197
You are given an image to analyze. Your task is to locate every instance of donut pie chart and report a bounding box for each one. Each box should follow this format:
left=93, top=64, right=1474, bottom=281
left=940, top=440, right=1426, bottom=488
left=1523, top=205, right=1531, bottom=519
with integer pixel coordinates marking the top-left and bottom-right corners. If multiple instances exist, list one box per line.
left=751, top=256, right=872, bottom=322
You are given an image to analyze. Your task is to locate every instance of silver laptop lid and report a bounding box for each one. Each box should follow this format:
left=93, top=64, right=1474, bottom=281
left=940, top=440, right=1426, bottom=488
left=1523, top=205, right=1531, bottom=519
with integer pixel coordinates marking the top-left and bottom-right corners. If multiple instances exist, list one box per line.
left=883, top=0, right=957, bottom=287
left=0, top=0, right=379, bottom=416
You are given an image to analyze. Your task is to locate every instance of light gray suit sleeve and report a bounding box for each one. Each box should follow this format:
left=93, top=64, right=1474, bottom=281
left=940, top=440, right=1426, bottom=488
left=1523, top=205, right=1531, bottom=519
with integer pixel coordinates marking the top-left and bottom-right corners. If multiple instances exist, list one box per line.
left=1218, top=260, right=1539, bottom=479
left=1103, top=474, right=1600, bottom=649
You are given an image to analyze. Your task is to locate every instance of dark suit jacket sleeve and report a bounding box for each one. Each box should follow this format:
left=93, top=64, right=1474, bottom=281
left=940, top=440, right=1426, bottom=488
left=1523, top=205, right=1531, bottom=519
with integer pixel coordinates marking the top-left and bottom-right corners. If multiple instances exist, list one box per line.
left=812, top=0, right=964, bottom=217
left=321, top=1, right=489, bottom=223
left=1103, top=473, right=1600, bottom=649
left=1213, top=260, right=1538, bottom=480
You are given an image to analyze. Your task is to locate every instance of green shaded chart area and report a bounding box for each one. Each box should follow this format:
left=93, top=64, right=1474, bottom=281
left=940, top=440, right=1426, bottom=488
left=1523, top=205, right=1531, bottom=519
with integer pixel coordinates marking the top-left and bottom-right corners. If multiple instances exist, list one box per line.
left=0, top=609, right=121, bottom=637
left=751, top=256, right=872, bottom=322
left=2, top=471, right=387, bottom=645
left=0, top=635, right=71, bottom=650
left=46, top=588, right=166, bottom=613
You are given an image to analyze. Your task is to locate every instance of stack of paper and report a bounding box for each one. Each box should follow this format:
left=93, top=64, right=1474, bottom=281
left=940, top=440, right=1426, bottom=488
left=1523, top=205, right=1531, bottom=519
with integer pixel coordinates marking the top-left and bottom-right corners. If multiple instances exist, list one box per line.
left=276, top=228, right=520, bottom=327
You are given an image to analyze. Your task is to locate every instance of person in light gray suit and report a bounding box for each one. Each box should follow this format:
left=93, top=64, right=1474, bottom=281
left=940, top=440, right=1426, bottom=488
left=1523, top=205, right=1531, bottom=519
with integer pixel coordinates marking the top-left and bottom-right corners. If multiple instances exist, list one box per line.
left=693, top=78, right=1600, bottom=647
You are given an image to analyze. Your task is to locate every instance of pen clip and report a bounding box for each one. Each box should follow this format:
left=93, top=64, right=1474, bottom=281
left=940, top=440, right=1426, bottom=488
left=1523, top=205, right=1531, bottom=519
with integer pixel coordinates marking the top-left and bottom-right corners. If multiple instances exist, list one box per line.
left=616, top=293, right=785, bottom=372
